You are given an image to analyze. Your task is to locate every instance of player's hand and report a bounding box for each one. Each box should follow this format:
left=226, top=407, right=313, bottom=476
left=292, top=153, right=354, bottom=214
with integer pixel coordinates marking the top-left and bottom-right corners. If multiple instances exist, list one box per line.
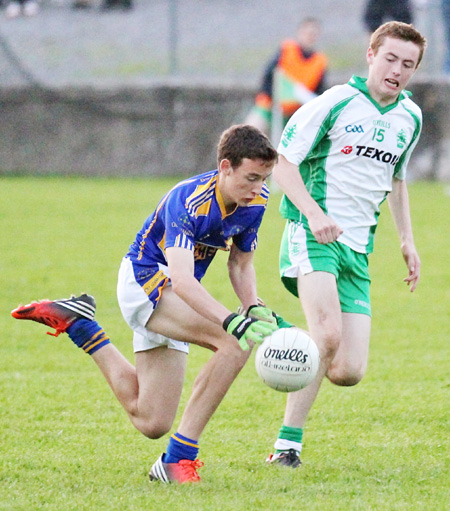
left=308, top=211, right=343, bottom=244
left=223, top=313, right=278, bottom=351
left=246, top=302, right=294, bottom=329
left=246, top=304, right=277, bottom=324
left=401, top=242, right=421, bottom=292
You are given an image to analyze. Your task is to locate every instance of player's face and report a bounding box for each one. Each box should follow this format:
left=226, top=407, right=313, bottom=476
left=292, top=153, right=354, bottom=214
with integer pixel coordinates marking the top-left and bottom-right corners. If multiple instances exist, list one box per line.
left=219, top=157, right=273, bottom=210
left=366, top=36, right=420, bottom=106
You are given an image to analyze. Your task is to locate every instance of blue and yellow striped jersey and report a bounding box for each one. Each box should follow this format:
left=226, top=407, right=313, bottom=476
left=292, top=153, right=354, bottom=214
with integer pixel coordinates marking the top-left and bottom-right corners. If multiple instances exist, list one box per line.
left=127, top=169, right=270, bottom=283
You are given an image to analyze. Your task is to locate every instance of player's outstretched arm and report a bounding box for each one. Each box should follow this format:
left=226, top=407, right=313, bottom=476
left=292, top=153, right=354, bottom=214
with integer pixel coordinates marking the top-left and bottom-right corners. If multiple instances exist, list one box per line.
left=388, top=178, right=421, bottom=292
left=226, top=244, right=279, bottom=349
left=166, top=246, right=278, bottom=348
left=227, top=244, right=260, bottom=312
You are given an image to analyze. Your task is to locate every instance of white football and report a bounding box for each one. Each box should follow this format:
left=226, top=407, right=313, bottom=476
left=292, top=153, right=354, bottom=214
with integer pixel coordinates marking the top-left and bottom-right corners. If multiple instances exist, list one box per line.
left=255, top=328, right=320, bottom=392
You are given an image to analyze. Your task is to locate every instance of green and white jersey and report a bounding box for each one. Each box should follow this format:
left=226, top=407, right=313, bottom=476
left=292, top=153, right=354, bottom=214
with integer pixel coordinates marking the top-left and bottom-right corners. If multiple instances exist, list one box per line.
left=278, top=75, right=422, bottom=254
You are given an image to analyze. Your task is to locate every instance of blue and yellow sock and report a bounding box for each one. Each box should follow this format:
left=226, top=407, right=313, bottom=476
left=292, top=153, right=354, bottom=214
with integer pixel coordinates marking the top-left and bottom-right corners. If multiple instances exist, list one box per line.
left=66, top=319, right=110, bottom=355
left=274, top=424, right=303, bottom=454
left=163, top=432, right=199, bottom=463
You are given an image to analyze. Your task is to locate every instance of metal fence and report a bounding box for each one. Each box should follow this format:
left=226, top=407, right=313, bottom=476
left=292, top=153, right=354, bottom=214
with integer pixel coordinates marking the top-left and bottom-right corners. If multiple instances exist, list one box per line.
left=1, top=0, right=448, bottom=89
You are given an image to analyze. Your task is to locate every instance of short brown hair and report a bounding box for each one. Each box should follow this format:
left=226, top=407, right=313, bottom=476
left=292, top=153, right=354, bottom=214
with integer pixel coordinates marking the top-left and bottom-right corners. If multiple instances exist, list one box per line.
left=217, top=124, right=278, bottom=168
left=370, top=21, right=427, bottom=66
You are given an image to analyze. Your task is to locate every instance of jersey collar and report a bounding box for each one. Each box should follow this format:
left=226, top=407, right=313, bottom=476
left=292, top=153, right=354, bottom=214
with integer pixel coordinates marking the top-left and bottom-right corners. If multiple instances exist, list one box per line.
left=215, top=175, right=237, bottom=218
left=348, top=75, right=412, bottom=114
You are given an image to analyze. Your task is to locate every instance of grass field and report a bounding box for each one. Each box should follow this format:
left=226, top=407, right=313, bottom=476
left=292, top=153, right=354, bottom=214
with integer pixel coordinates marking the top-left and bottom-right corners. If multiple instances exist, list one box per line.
left=1, top=176, right=449, bottom=511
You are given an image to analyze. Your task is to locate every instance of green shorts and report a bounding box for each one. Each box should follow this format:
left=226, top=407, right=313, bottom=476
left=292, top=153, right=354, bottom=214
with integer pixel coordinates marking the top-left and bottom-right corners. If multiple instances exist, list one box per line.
left=279, top=220, right=372, bottom=316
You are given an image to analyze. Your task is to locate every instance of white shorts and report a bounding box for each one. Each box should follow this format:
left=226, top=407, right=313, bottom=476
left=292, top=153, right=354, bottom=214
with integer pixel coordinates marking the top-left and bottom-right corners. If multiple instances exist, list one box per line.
left=117, top=257, right=189, bottom=354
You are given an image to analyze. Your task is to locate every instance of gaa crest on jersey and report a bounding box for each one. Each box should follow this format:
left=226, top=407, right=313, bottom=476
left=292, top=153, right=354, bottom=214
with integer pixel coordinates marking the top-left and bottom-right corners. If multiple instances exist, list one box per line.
left=345, top=124, right=364, bottom=133
left=281, top=125, right=297, bottom=148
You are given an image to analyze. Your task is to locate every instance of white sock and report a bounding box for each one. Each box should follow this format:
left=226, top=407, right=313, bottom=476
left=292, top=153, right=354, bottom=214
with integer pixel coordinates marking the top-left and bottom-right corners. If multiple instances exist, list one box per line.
left=274, top=438, right=302, bottom=453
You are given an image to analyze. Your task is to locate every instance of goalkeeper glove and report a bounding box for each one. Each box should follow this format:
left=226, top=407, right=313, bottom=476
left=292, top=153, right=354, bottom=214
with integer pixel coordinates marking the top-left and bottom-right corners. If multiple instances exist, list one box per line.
left=246, top=304, right=276, bottom=324
left=247, top=304, right=294, bottom=329
left=223, top=313, right=278, bottom=351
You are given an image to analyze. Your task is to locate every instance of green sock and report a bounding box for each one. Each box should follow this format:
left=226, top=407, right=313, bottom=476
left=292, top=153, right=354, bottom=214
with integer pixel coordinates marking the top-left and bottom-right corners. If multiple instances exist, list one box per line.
left=274, top=425, right=303, bottom=453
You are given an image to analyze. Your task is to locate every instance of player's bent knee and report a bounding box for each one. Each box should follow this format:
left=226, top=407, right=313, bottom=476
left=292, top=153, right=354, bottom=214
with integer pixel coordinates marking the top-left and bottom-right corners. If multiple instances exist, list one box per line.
left=326, top=364, right=366, bottom=386
left=139, top=423, right=171, bottom=440
left=133, top=417, right=172, bottom=440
